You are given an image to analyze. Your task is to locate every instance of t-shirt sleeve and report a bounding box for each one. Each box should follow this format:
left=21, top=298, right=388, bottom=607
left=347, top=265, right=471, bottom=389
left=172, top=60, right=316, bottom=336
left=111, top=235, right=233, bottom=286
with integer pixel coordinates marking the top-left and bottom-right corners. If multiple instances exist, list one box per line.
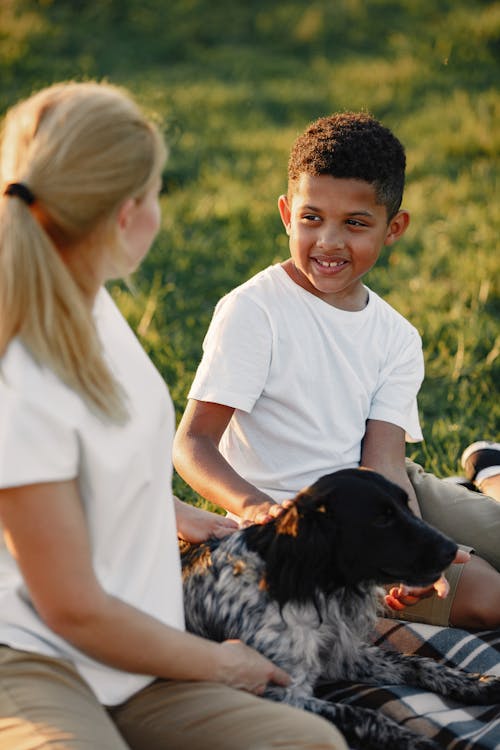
left=368, top=326, right=424, bottom=442
left=188, top=292, right=272, bottom=413
left=0, top=384, right=78, bottom=488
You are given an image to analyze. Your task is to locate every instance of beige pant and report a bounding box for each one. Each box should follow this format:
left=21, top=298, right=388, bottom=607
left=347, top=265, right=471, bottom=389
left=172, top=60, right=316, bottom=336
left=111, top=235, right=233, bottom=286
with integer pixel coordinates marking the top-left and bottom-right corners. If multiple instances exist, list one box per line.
left=406, top=459, right=500, bottom=569
left=0, top=646, right=347, bottom=750
left=393, top=459, right=500, bottom=626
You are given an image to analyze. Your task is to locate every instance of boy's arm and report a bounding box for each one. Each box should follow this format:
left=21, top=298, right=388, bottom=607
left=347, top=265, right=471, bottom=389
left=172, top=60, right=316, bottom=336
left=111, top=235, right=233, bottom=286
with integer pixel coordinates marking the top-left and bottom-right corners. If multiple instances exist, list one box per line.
left=173, top=399, right=279, bottom=523
left=361, top=418, right=421, bottom=516
left=362, top=418, right=469, bottom=610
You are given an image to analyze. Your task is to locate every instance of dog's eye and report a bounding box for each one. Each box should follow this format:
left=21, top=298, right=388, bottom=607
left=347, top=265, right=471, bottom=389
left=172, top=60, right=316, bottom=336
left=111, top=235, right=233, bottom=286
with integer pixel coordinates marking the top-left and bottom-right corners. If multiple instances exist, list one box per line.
left=373, top=507, right=395, bottom=528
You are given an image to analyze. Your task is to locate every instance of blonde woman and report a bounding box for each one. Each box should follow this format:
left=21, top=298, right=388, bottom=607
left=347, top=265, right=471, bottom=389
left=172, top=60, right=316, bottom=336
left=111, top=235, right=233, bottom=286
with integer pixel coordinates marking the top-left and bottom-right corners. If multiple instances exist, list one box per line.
left=0, top=82, right=346, bottom=750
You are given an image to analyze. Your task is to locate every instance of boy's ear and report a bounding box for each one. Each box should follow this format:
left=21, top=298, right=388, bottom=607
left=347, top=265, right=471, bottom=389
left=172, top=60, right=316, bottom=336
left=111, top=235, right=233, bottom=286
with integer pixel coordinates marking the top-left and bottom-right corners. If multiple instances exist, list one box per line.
left=278, top=194, right=291, bottom=234
left=384, top=209, right=410, bottom=246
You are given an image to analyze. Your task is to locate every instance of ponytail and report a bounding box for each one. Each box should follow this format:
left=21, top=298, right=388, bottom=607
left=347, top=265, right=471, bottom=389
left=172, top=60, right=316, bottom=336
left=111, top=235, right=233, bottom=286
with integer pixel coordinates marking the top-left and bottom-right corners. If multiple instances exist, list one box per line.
left=0, top=196, right=127, bottom=420
left=0, top=81, right=167, bottom=421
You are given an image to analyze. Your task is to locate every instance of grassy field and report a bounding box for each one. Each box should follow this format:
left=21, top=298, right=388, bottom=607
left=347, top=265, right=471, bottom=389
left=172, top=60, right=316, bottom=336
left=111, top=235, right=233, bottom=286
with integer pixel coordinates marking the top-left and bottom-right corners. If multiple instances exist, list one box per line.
left=2, top=0, right=499, bottom=506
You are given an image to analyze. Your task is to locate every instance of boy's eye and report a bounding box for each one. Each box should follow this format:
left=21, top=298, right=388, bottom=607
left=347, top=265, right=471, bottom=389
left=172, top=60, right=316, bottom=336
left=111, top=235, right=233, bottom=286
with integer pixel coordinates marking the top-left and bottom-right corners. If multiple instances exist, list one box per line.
left=346, top=219, right=366, bottom=227
left=302, top=214, right=321, bottom=222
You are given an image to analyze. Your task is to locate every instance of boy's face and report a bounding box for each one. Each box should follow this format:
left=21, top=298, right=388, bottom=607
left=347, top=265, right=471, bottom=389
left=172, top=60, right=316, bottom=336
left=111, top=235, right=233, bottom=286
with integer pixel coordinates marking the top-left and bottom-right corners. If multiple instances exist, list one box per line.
left=278, top=174, right=409, bottom=310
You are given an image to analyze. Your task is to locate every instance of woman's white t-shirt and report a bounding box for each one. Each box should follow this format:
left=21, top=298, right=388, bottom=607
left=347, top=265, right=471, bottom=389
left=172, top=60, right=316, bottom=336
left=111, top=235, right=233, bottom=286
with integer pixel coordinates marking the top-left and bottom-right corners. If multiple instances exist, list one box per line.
left=0, top=289, right=184, bottom=705
left=189, top=264, right=424, bottom=503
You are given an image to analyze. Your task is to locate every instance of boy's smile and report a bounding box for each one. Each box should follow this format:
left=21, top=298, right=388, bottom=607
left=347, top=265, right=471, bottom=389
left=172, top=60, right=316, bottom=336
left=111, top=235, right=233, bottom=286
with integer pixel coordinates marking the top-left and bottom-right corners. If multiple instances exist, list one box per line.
left=278, top=174, right=409, bottom=311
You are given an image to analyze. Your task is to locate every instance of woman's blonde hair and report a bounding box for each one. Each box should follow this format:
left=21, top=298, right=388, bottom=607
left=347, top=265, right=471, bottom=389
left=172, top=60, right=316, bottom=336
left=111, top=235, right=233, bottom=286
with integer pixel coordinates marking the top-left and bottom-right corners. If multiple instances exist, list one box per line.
left=0, top=81, right=167, bottom=421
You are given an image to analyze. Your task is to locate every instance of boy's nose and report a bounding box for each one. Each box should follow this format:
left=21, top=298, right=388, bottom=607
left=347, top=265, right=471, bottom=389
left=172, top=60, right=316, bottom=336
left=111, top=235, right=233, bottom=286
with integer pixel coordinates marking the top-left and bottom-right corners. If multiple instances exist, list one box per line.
left=317, top=228, right=345, bottom=250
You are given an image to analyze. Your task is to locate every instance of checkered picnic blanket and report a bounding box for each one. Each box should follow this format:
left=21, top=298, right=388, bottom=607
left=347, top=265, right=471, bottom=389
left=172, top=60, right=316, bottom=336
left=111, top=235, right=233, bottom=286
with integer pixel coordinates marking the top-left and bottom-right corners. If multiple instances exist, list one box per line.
left=317, top=618, right=500, bottom=749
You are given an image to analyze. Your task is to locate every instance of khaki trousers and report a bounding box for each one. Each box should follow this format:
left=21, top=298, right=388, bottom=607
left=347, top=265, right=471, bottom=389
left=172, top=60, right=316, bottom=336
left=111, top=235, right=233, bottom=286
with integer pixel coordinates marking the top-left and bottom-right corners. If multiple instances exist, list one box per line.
left=0, top=646, right=347, bottom=750
left=392, top=459, right=500, bottom=626
left=406, top=459, right=500, bottom=570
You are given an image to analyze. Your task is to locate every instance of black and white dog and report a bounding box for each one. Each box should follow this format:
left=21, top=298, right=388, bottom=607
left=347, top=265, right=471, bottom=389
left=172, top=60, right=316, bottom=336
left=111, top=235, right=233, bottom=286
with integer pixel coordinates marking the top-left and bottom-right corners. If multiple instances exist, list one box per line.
left=181, top=468, right=500, bottom=750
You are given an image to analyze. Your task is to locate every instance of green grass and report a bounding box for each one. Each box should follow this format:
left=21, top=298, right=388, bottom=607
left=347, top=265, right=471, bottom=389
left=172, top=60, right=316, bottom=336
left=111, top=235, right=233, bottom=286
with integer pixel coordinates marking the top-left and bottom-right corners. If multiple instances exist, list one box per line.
left=1, top=0, right=499, bottom=506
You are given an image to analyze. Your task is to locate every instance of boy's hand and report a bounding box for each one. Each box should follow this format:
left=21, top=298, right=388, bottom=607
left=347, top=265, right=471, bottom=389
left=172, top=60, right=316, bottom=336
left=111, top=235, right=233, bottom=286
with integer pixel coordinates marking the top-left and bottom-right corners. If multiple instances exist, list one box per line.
left=242, top=499, right=293, bottom=526
left=385, top=548, right=470, bottom=611
left=385, top=576, right=448, bottom=611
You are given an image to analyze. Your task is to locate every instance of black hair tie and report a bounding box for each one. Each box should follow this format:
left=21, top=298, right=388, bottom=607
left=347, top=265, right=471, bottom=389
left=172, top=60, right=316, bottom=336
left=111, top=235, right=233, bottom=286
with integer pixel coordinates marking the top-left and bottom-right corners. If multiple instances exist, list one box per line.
left=4, top=182, right=36, bottom=206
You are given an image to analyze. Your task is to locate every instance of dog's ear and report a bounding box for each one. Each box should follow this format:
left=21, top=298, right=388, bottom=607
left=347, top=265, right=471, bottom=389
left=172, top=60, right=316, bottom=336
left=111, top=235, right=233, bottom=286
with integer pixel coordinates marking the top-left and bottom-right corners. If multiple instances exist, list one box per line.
left=257, top=496, right=345, bottom=607
left=275, top=504, right=300, bottom=537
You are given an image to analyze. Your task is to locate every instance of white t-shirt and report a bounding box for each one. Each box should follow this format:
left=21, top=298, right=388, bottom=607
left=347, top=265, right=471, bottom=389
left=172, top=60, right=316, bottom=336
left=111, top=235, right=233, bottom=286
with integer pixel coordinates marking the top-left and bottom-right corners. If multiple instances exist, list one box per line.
left=0, top=289, right=184, bottom=705
left=189, top=264, right=424, bottom=503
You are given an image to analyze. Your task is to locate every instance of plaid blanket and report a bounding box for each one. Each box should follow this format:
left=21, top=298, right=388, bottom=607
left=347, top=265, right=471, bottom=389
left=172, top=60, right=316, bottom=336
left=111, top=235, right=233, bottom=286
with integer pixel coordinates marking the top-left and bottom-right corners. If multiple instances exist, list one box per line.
left=316, top=618, right=500, bottom=749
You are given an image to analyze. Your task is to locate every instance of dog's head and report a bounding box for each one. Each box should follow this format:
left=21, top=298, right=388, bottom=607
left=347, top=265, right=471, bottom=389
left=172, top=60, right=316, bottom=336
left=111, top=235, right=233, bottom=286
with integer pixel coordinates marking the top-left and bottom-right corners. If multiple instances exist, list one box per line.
left=244, top=467, right=458, bottom=607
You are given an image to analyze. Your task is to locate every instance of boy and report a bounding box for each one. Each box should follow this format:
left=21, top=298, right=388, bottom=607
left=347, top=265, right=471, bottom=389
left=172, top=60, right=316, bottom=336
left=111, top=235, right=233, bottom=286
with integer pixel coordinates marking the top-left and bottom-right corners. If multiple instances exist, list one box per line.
left=173, top=113, right=500, bottom=629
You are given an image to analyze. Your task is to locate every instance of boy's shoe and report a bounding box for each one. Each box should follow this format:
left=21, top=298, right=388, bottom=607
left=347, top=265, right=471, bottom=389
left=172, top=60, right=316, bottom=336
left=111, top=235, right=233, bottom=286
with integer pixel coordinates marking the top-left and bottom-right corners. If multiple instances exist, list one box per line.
left=461, top=441, right=500, bottom=485
left=442, top=476, right=480, bottom=492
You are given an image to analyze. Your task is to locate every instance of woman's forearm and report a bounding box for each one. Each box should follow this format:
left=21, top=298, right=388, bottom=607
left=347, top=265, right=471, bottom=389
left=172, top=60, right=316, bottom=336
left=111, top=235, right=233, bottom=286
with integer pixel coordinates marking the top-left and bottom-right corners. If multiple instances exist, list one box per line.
left=47, top=590, right=289, bottom=693
left=48, top=591, right=218, bottom=679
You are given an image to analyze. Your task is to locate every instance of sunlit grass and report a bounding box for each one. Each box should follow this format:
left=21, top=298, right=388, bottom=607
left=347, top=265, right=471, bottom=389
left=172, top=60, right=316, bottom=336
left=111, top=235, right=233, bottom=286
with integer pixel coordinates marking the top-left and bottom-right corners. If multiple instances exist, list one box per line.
left=2, top=0, right=498, bottom=502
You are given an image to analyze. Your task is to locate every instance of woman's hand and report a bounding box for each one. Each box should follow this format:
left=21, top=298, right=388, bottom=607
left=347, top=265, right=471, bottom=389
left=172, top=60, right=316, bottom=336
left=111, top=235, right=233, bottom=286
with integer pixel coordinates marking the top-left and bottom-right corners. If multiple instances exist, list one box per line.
left=216, top=639, right=291, bottom=695
left=174, top=496, right=238, bottom=543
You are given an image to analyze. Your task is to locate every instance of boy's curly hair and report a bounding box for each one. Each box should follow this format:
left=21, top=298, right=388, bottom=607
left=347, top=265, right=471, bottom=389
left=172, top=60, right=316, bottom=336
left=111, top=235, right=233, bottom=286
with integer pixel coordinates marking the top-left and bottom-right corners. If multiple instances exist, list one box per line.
left=288, top=112, right=406, bottom=219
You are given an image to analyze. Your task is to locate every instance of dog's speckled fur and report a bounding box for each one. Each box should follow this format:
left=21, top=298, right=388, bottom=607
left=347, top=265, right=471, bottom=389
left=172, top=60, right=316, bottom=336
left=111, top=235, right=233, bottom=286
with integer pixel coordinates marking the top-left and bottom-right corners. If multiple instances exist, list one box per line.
left=181, top=468, right=500, bottom=750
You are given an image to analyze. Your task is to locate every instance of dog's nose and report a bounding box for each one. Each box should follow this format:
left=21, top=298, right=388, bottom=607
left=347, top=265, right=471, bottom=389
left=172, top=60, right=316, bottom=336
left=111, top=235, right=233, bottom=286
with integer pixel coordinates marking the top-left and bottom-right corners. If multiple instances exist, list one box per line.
left=442, top=539, right=458, bottom=565
left=425, top=533, right=458, bottom=568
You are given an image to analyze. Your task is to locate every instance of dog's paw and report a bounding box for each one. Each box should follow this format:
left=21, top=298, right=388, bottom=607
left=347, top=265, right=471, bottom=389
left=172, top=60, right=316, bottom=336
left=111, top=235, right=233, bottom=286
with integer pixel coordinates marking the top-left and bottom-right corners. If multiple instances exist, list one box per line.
left=406, top=736, right=440, bottom=750
left=378, top=727, right=439, bottom=750
left=476, top=674, right=500, bottom=704
left=367, top=726, right=438, bottom=750
left=318, top=701, right=440, bottom=750
left=443, top=672, right=500, bottom=705
left=352, top=728, right=439, bottom=750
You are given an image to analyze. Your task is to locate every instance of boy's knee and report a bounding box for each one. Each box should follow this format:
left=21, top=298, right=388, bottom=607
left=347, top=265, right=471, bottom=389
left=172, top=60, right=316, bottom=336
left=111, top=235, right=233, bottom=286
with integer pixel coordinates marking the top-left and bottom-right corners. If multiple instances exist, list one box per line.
left=451, top=596, right=500, bottom=629
left=450, top=556, right=500, bottom=629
